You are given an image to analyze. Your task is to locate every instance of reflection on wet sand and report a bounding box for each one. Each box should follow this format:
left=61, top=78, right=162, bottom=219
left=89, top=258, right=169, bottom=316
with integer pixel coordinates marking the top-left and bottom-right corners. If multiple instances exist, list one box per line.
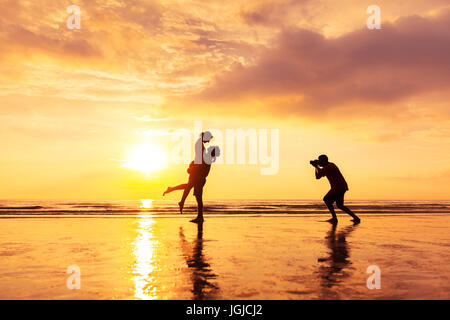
left=132, top=218, right=159, bottom=300
left=179, top=223, right=219, bottom=300
left=317, top=224, right=358, bottom=299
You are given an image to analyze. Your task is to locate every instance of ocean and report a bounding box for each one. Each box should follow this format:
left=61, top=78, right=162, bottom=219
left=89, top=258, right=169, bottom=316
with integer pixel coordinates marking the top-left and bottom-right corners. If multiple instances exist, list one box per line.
left=0, top=199, right=449, bottom=217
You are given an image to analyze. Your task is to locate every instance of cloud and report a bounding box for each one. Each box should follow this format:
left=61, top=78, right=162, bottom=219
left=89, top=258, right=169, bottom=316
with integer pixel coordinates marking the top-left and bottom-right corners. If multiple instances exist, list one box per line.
left=0, top=0, right=267, bottom=103
left=200, top=9, right=450, bottom=116
left=2, top=0, right=450, bottom=114
left=0, top=23, right=101, bottom=59
left=133, top=115, right=171, bottom=122
left=241, top=0, right=310, bottom=27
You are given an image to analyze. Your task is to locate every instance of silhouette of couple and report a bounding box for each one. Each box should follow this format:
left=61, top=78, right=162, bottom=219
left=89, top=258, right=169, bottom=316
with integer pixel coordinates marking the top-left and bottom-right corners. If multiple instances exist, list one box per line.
left=163, top=131, right=219, bottom=223
left=164, top=132, right=360, bottom=224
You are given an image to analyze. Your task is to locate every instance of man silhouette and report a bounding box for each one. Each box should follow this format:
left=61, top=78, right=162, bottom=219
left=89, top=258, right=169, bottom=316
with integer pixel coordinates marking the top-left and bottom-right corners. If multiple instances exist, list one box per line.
left=311, top=155, right=360, bottom=224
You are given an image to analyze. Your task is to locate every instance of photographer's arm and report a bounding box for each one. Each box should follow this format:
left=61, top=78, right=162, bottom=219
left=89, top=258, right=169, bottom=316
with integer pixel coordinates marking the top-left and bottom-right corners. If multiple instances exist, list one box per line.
left=315, top=166, right=323, bottom=179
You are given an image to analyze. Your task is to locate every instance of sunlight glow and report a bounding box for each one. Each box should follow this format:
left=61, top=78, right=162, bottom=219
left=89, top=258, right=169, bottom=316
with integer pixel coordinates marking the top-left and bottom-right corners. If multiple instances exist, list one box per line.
left=140, top=199, right=153, bottom=209
left=123, top=143, right=167, bottom=174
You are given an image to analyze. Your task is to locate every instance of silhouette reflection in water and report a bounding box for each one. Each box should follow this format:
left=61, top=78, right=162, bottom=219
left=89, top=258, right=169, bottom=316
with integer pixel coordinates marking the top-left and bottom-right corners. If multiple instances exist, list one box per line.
left=317, top=224, right=358, bottom=299
left=179, top=223, right=219, bottom=300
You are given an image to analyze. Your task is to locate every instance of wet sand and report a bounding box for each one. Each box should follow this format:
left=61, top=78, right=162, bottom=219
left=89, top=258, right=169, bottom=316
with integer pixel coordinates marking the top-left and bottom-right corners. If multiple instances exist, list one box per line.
left=0, top=213, right=449, bottom=299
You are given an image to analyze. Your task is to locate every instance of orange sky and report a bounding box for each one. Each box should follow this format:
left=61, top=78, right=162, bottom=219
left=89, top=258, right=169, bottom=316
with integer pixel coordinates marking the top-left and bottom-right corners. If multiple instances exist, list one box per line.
left=1, top=0, right=450, bottom=200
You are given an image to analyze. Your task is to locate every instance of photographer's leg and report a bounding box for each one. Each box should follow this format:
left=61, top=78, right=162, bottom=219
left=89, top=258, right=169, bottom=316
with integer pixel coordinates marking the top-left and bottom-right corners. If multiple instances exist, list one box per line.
left=323, top=192, right=338, bottom=223
left=325, top=201, right=338, bottom=223
left=336, top=193, right=360, bottom=223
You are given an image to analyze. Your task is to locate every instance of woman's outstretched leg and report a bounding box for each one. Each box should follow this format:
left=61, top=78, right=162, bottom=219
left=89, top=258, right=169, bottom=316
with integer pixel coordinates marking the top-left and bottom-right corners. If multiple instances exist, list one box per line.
left=163, top=182, right=194, bottom=214
left=163, top=183, right=187, bottom=196
left=179, top=183, right=194, bottom=214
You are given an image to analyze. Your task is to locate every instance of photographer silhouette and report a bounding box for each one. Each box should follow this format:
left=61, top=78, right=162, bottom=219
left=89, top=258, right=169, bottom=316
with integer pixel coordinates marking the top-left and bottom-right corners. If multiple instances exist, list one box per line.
left=311, top=155, right=361, bottom=224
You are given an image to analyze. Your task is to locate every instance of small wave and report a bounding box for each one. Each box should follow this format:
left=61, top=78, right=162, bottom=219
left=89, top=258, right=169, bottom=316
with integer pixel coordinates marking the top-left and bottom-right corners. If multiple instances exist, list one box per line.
left=71, top=205, right=123, bottom=208
left=0, top=206, right=43, bottom=210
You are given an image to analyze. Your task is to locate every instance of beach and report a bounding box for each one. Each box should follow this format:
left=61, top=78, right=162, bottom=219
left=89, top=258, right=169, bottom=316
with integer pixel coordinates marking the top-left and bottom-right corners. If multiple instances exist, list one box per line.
left=0, top=200, right=449, bottom=300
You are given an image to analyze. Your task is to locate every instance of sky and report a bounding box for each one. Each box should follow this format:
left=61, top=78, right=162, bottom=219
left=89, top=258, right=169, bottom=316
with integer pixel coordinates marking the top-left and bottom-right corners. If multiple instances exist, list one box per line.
left=0, top=0, right=450, bottom=200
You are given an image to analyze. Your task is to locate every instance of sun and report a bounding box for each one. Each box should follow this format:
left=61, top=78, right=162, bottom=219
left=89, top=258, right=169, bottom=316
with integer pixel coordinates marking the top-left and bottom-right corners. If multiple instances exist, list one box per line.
left=123, top=143, right=168, bottom=174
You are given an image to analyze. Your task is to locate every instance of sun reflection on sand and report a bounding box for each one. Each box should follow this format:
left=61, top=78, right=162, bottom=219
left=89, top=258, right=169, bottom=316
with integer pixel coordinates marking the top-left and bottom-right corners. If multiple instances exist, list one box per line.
left=132, top=218, right=159, bottom=300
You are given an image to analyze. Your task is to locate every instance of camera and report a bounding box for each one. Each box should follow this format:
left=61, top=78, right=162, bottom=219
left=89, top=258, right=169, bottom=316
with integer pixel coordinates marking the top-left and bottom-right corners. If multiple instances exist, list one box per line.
left=310, top=159, right=319, bottom=166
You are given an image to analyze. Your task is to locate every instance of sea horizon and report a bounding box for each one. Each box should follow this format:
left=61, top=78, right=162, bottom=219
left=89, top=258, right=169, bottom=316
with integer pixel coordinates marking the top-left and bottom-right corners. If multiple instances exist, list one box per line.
left=1, top=199, right=449, bottom=216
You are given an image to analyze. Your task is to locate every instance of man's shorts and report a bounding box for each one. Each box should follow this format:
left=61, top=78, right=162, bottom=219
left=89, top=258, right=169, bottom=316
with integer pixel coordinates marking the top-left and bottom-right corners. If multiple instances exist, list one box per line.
left=323, top=190, right=347, bottom=206
left=188, top=173, right=206, bottom=197
left=193, top=178, right=206, bottom=197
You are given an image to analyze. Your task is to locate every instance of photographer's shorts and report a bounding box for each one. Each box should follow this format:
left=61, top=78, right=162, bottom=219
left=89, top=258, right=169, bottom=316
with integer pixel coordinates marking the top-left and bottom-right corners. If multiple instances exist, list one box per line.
left=323, top=190, right=347, bottom=206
